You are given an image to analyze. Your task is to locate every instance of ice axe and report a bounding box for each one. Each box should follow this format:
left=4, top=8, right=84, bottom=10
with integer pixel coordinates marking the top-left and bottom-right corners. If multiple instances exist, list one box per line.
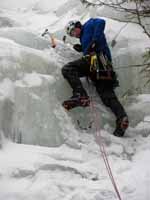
left=41, top=29, right=56, bottom=48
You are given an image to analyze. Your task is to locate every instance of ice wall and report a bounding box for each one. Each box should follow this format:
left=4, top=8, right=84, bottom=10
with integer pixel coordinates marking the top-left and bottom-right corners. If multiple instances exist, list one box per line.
left=0, top=33, right=86, bottom=147
left=0, top=0, right=150, bottom=147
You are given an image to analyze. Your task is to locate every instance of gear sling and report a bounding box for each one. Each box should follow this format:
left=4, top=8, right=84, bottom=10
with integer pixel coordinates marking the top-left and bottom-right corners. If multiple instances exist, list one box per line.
left=89, top=52, right=115, bottom=81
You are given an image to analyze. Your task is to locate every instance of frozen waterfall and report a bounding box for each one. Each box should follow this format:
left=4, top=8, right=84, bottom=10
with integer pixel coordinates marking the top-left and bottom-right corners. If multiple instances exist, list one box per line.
left=0, top=0, right=150, bottom=148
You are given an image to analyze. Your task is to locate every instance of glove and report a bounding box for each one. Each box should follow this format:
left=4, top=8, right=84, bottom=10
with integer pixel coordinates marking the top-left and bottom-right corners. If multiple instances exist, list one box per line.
left=73, top=44, right=82, bottom=52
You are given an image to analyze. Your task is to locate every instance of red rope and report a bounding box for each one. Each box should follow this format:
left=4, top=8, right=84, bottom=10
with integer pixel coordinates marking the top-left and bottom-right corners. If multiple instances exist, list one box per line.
left=89, top=95, right=122, bottom=200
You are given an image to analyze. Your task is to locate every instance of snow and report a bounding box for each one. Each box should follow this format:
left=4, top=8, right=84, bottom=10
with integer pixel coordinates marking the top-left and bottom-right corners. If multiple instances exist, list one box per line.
left=0, top=0, right=150, bottom=199
left=1, top=132, right=150, bottom=200
left=0, top=79, right=15, bottom=101
left=15, top=73, right=55, bottom=88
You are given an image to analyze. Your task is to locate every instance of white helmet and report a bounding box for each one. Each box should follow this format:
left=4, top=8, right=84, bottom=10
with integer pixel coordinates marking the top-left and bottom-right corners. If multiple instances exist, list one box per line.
left=65, top=20, right=81, bottom=36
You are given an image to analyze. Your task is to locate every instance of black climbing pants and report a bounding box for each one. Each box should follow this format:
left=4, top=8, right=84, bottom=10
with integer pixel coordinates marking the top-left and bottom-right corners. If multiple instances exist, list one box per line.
left=62, top=57, right=127, bottom=120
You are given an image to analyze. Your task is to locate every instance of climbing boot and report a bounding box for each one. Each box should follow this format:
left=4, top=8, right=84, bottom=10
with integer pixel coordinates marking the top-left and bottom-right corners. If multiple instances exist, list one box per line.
left=113, top=116, right=129, bottom=137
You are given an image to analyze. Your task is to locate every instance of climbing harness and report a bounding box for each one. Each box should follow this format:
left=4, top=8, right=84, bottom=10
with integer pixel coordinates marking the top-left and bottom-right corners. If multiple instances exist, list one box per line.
left=89, top=53, right=114, bottom=80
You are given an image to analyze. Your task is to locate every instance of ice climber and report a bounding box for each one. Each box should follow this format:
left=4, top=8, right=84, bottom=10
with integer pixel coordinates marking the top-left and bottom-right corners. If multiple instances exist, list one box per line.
left=61, top=18, right=129, bottom=137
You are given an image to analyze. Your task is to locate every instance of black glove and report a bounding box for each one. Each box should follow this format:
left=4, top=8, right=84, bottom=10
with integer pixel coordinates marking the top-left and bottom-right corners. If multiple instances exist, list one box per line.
left=73, top=44, right=82, bottom=52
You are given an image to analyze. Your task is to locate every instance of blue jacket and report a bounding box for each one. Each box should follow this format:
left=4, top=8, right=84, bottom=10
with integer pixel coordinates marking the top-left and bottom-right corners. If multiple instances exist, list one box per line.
left=80, top=18, right=112, bottom=61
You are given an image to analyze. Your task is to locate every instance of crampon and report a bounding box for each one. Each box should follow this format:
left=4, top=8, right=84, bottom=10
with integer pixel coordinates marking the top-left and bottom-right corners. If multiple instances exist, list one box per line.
left=62, top=96, right=90, bottom=111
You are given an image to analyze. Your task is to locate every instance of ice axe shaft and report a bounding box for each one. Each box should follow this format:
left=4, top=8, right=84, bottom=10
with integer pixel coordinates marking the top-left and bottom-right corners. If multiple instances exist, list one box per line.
left=41, top=29, right=56, bottom=48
